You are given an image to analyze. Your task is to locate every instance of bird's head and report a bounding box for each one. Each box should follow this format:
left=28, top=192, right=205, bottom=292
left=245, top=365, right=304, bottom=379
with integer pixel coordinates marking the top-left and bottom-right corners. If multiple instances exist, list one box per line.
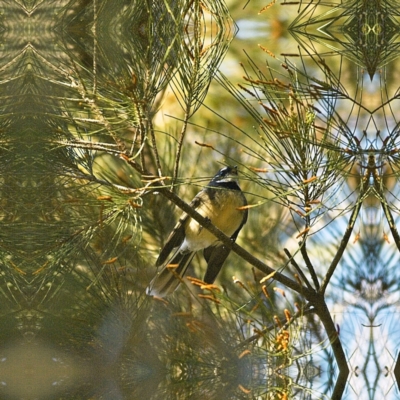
left=210, top=166, right=239, bottom=185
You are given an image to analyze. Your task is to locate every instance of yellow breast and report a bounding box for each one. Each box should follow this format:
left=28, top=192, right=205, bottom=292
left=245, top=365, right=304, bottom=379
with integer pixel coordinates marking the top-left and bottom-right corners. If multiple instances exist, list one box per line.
left=182, top=189, right=246, bottom=252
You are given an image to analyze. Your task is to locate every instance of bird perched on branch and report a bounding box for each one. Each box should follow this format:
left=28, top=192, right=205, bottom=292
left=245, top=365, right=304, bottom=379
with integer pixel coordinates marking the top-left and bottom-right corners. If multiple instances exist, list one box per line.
left=146, top=166, right=248, bottom=297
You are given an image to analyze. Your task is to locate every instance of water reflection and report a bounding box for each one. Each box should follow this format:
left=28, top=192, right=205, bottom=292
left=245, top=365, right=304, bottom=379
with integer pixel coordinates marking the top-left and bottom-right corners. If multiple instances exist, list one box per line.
left=1, top=0, right=400, bottom=398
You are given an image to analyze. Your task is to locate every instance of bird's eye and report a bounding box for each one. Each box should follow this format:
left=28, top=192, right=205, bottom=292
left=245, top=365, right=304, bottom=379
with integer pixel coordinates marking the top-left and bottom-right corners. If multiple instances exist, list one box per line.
left=220, top=167, right=229, bottom=176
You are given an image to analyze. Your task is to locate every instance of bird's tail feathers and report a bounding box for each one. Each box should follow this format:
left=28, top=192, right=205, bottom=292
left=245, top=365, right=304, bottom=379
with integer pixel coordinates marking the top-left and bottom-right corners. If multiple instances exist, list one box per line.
left=146, top=251, right=195, bottom=297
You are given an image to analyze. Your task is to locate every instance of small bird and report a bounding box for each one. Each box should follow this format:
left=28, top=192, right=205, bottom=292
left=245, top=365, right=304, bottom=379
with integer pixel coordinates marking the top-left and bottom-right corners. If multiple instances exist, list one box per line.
left=146, top=166, right=248, bottom=297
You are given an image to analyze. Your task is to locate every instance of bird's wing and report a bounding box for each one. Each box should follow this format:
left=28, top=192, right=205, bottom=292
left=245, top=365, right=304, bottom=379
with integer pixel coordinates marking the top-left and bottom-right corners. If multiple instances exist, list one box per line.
left=202, top=196, right=248, bottom=284
left=156, top=222, right=185, bottom=266
left=156, top=196, right=202, bottom=266
left=202, top=224, right=243, bottom=284
left=203, top=244, right=230, bottom=284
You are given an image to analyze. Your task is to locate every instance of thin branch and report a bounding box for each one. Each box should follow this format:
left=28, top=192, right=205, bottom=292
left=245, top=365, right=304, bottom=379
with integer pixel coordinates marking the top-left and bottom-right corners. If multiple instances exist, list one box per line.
left=284, top=248, right=314, bottom=291
left=313, top=299, right=349, bottom=400
left=319, top=190, right=364, bottom=295
left=172, top=109, right=190, bottom=188
left=300, top=240, right=320, bottom=290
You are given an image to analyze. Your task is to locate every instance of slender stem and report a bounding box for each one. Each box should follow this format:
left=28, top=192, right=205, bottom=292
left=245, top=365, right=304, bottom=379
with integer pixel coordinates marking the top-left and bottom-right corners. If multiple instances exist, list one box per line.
left=300, top=240, right=320, bottom=290
left=147, top=117, right=163, bottom=178
left=313, top=298, right=349, bottom=400
left=172, top=110, right=190, bottom=188
left=284, top=248, right=314, bottom=291
left=320, top=191, right=364, bottom=295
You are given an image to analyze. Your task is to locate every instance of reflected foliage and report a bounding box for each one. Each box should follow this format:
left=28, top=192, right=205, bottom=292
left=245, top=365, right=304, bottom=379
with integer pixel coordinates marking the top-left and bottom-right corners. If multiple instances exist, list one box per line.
left=290, top=0, right=400, bottom=78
